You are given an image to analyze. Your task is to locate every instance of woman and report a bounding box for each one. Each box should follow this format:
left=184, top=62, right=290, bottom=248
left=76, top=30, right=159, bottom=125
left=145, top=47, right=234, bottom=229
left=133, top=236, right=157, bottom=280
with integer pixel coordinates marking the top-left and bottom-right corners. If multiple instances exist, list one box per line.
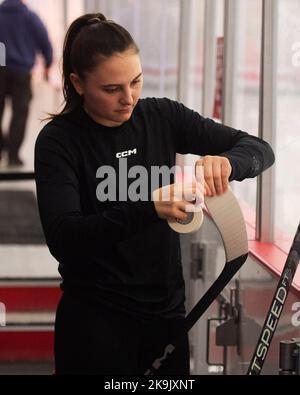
left=35, top=13, right=274, bottom=375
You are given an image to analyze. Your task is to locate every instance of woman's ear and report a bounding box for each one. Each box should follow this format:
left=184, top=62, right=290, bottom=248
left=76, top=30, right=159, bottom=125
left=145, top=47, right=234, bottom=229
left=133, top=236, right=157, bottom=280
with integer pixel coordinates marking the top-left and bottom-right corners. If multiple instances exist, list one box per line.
left=70, top=73, right=84, bottom=96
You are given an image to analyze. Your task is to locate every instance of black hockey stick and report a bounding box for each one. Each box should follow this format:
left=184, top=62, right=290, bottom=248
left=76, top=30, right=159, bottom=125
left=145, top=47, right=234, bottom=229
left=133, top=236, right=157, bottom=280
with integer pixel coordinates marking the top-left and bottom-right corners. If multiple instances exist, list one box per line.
left=247, top=223, right=300, bottom=375
left=145, top=189, right=249, bottom=375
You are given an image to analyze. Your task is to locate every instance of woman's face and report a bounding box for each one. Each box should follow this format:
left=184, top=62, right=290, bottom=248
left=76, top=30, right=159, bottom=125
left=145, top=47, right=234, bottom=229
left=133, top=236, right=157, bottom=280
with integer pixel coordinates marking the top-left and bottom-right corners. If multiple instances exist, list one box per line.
left=70, top=50, right=143, bottom=127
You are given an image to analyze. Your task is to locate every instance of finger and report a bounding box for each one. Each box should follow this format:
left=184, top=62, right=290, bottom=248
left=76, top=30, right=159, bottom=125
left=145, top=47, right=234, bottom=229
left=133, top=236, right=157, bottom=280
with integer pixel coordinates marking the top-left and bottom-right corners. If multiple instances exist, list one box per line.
left=172, top=201, right=189, bottom=221
left=195, top=160, right=206, bottom=195
left=177, top=181, right=198, bottom=202
left=195, top=164, right=204, bottom=185
left=194, top=185, right=204, bottom=206
left=221, top=160, right=231, bottom=192
left=203, top=159, right=216, bottom=196
left=177, top=200, right=202, bottom=214
left=212, top=160, right=223, bottom=195
left=204, top=181, right=211, bottom=196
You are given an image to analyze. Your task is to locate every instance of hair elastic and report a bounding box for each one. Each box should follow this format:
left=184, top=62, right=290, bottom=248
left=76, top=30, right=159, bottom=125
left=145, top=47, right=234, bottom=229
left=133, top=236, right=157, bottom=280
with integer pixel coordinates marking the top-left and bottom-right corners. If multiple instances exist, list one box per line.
left=87, top=17, right=104, bottom=25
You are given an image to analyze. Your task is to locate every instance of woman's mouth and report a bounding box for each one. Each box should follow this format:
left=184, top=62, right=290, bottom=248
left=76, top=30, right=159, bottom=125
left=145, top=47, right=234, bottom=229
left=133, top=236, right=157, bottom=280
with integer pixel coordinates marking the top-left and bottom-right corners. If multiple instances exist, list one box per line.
left=117, top=107, right=132, bottom=113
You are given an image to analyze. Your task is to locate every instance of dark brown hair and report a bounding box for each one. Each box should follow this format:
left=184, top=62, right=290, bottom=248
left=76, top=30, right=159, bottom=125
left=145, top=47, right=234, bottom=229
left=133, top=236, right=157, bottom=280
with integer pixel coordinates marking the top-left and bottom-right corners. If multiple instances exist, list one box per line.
left=49, top=13, right=139, bottom=119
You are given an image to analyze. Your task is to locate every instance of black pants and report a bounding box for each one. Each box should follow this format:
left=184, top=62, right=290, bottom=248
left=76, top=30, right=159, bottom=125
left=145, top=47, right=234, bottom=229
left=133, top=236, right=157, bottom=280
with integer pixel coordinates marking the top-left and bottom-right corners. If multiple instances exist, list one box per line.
left=0, top=67, right=32, bottom=160
left=55, top=292, right=190, bottom=375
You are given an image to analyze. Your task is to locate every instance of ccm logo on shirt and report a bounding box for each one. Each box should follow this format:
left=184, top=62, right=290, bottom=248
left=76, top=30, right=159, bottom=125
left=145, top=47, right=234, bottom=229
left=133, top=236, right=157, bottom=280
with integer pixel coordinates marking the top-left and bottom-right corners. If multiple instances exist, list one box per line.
left=116, top=149, right=137, bottom=159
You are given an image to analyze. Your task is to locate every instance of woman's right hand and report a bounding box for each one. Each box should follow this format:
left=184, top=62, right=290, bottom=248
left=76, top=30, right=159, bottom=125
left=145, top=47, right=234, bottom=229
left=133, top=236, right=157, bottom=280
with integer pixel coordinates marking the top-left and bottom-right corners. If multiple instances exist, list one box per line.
left=152, top=182, right=203, bottom=221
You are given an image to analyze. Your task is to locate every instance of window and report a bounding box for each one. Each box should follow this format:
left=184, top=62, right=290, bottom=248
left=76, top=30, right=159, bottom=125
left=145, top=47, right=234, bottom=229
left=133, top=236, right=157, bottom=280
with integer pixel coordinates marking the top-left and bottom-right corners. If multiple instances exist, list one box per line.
left=178, top=0, right=205, bottom=110
left=274, top=0, right=300, bottom=250
left=225, top=0, right=262, bottom=229
left=138, top=0, right=180, bottom=99
left=102, top=0, right=181, bottom=99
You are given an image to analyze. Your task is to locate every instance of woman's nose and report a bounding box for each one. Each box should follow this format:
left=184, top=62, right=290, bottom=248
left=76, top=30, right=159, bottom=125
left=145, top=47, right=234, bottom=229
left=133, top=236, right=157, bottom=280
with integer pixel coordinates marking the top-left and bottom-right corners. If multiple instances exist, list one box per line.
left=120, top=87, right=134, bottom=105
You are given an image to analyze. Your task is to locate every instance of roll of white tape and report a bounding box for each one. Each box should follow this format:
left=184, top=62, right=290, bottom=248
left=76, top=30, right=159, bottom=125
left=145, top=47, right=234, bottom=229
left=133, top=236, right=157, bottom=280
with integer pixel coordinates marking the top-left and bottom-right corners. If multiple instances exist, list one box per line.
left=167, top=209, right=204, bottom=234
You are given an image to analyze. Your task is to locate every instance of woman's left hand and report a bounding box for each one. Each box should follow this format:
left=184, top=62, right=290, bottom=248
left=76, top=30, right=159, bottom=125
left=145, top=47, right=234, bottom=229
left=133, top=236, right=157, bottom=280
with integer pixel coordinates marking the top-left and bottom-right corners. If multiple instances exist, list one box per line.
left=195, top=156, right=232, bottom=196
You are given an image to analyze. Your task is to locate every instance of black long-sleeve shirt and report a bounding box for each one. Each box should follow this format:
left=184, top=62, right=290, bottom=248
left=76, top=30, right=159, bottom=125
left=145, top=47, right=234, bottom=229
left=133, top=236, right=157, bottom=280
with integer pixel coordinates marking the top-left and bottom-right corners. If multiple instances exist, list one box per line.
left=34, top=97, right=275, bottom=320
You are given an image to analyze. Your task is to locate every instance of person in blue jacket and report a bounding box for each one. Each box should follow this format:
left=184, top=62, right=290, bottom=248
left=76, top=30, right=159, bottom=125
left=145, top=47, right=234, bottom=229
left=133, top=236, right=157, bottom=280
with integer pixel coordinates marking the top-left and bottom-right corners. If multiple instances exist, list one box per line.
left=0, top=0, right=53, bottom=166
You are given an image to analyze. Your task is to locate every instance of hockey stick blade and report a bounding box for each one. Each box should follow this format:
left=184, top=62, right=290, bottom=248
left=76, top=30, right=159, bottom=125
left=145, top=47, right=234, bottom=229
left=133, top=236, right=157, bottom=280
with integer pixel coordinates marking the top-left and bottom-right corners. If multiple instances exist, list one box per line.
left=145, top=189, right=248, bottom=375
left=247, top=223, right=300, bottom=375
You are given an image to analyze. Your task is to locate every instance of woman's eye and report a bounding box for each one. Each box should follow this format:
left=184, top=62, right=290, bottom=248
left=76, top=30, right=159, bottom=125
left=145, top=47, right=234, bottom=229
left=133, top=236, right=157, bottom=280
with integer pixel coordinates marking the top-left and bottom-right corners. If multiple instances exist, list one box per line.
left=103, top=80, right=141, bottom=93
left=104, top=87, right=119, bottom=93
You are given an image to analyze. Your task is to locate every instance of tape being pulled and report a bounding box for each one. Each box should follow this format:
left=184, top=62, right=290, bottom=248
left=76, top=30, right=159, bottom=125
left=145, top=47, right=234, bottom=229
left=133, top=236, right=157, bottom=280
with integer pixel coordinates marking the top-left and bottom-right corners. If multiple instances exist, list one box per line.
left=166, top=164, right=205, bottom=234
left=167, top=210, right=203, bottom=234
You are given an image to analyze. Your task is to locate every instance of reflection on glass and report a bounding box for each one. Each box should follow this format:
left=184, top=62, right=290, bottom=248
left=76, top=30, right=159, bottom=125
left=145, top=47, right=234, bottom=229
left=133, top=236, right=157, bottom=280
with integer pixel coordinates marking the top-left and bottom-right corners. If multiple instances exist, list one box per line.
left=138, top=0, right=180, bottom=99
left=274, top=0, right=300, bottom=249
left=105, top=0, right=180, bottom=99
left=229, top=0, right=262, bottom=229
left=180, top=0, right=205, bottom=111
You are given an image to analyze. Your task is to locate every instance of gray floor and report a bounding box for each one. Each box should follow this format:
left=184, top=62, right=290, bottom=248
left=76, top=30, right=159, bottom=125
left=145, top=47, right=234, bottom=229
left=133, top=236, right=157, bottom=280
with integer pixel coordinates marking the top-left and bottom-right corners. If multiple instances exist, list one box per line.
left=0, top=361, right=54, bottom=375
left=0, top=84, right=59, bottom=372
left=0, top=77, right=60, bottom=280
